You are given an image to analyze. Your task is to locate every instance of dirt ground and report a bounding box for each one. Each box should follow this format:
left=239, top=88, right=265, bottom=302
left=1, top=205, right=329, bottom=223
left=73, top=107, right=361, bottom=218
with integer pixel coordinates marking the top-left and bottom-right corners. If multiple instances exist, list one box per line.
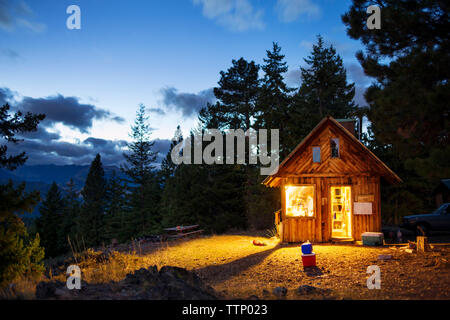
left=133, top=234, right=450, bottom=300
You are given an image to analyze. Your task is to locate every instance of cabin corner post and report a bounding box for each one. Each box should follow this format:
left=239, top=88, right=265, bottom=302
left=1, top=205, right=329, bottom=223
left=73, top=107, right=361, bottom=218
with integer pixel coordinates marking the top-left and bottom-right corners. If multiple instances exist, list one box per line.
left=280, top=179, right=286, bottom=242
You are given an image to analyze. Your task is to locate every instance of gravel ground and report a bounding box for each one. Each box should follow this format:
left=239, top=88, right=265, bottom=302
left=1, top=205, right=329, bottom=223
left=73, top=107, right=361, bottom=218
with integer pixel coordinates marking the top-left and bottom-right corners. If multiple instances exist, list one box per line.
left=136, top=234, right=450, bottom=300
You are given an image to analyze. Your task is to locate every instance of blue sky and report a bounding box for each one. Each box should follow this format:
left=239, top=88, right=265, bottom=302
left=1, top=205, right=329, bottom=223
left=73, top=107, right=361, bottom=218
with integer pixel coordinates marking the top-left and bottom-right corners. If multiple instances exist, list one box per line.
left=0, top=0, right=371, bottom=166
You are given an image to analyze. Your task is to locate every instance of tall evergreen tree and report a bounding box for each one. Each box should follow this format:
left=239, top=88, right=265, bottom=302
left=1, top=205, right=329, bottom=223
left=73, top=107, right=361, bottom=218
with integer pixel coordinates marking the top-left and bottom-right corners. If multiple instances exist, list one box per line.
left=256, top=42, right=293, bottom=157
left=61, top=179, right=81, bottom=250
left=103, top=171, right=127, bottom=242
left=200, top=58, right=260, bottom=131
left=80, top=154, right=107, bottom=247
left=36, top=182, right=65, bottom=257
left=342, top=0, right=448, bottom=162
left=160, top=125, right=183, bottom=185
left=121, top=105, right=161, bottom=237
left=0, top=103, right=45, bottom=170
left=342, top=0, right=449, bottom=221
left=287, top=35, right=356, bottom=150
left=0, top=103, right=45, bottom=286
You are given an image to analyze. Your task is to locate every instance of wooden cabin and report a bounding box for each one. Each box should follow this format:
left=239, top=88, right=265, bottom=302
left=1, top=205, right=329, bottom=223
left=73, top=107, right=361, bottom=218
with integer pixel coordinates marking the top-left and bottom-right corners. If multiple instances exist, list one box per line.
left=263, top=116, right=402, bottom=243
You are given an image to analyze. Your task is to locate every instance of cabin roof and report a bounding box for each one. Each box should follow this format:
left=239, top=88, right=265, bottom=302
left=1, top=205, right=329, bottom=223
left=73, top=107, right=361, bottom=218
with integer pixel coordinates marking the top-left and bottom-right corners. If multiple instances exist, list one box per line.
left=262, top=116, right=402, bottom=187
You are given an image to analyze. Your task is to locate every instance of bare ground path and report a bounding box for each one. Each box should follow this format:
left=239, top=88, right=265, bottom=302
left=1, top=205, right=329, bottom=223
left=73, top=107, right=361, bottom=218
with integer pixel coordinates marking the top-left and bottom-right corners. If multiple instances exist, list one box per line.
left=5, top=234, right=448, bottom=299
left=132, top=234, right=450, bottom=299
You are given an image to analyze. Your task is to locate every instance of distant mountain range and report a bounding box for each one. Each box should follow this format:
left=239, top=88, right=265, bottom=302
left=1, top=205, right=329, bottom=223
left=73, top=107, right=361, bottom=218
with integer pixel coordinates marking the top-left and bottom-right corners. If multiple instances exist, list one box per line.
left=1, top=164, right=124, bottom=218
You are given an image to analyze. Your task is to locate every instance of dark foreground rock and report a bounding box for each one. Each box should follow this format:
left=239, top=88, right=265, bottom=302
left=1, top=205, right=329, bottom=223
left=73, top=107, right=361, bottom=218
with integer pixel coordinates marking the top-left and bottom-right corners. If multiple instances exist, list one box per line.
left=36, top=266, right=218, bottom=300
left=296, top=285, right=331, bottom=296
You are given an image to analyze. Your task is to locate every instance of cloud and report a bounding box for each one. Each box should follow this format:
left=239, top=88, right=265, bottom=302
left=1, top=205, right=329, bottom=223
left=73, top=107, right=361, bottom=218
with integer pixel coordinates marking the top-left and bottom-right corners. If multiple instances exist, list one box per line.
left=346, top=63, right=371, bottom=87
left=148, top=107, right=166, bottom=116
left=6, top=135, right=172, bottom=167
left=275, top=0, right=321, bottom=23
left=1, top=48, right=20, bottom=59
left=152, top=138, right=172, bottom=163
left=159, top=87, right=216, bottom=117
left=1, top=87, right=172, bottom=167
left=17, top=94, right=125, bottom=133
left=345, top=63, right=373, bottom=107
left=285, top=68, right=302, bottom=87
left=19, top=127, right=61, bottom=142
left=0, top=87, right=14, bottom=105
left=299, top=40, right=313, bottom=51
left=193, top=0, right=264, bottom=31
left=0, top=0, right=46, bottom=32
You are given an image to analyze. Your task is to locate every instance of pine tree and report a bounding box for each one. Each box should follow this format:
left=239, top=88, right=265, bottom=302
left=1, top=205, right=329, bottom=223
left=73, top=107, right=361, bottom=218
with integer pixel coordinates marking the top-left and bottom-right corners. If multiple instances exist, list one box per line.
left=121, top=105, right=161, bottom=237
left=0, top=103, right=45, bottom=286
left=80, top=154, right=107, bottom=247
left=342, top=0, right=449, bottom=221
left=256, top=42, right=293, bottom=157
left=61, top=179, right=80, bottom=251
left=103, top=171, right=127, bottom=242
left=201, top=58, right=260, bottom=131
left=342, top=0, right=448, bottom=161
left=36, top=182, right=66, bottom=257
left=0, top=202, right=44, bottom=286
left=160, top=125, right=183, bottom=185
left=0, top=103, right=45, bottom=170
left=287, top=35, right=356, bottom=150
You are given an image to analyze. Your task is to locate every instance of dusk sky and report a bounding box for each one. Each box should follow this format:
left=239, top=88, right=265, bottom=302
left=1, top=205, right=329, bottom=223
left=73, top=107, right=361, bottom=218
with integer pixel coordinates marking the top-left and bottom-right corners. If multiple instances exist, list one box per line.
left=0, top=0, right=372, bottom=166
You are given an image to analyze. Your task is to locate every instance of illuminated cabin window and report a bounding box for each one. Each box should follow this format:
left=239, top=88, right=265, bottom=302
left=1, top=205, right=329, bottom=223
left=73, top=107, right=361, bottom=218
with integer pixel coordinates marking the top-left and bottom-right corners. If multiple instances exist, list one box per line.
left=312, top=147, right=321, bottom=163
left=285, top=186, right=315, bottom=218
left=331, top=138, right=340, bottom=158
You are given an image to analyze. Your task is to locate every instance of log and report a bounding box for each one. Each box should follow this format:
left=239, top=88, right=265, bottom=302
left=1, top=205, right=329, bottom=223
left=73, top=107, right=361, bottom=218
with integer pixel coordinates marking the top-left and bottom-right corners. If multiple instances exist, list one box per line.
left=416, top=236, right=429, bottom=253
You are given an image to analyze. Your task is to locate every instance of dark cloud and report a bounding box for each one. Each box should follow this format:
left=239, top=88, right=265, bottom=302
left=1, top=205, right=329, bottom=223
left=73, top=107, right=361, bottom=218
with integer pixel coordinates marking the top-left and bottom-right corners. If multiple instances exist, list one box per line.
left=17, top=94, right=124, bottom=133
left=0, top=87, right=145, bottom=167
left=148, top=107, right=166, bottom=116
left=346, top=63, right=371, bottom=87
left=160, top=87, right=216, bottom=117
left=0, top=0, right=45, bottom=32
left=152, top=138, right=171, bottom=155
left=0, top=87, right=14, bottom=105
left=0, top=0, right=12, bottom=28
left=83, top=137, right=128, bottom=156
left=19, top=127, right=61, bottom=142
left=1, top=48, right=20, bottom=59
left=345, top=63, right=372, bottom=107
left=353, top=87, right=367, bottom=107
left=6, top=136, right=172, bottom=167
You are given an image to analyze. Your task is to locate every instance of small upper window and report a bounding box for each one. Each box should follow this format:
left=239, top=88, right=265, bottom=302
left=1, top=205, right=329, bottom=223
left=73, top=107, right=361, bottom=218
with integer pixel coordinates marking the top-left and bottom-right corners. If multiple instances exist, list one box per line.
left=331, top=138, right=340, bottom=158
left=312, top=147, right=321, bottom=163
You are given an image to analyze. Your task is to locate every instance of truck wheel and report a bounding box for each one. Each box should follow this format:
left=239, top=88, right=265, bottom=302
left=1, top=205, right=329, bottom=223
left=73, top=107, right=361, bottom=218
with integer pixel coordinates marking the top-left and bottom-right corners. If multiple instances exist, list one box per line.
left=415, top=224, right=428, bottom=236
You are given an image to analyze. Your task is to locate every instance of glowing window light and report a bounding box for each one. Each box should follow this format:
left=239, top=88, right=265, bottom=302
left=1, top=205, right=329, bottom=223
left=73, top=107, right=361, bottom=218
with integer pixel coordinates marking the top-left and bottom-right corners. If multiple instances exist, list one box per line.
left=285, top=185, right=315, bottom=217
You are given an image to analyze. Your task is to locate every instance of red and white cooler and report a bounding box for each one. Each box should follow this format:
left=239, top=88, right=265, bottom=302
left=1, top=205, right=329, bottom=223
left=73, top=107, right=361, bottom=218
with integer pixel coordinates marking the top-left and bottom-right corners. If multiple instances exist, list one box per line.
left=301, top=253, right=316, bottom=267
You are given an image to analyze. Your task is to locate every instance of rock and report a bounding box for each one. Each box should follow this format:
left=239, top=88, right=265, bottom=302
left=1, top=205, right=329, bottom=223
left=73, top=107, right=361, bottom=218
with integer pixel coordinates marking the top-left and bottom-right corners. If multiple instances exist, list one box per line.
left=35, top=281, right=66, bottom=299
left=296, top=285, right=317, bottom=295
left=36, top=266, right=218, bottom=300
left=378, top=254, right=392, bottom=261
left=272, top=287, right=287, bottom=297
left=296, top=285, right=331, bottom=295
left=247, top=295, right=259, bottom=300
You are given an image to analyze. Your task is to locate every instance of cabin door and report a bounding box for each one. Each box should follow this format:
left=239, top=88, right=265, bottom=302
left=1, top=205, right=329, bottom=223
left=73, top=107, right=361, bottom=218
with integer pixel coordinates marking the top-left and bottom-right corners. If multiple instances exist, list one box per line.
left=330, top=186, right=352, bottom=239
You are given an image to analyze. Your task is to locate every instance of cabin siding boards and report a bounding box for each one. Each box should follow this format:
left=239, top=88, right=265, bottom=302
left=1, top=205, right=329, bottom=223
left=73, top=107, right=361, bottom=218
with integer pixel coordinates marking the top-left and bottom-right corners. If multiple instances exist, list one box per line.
left=263, top=117, right=401, bottom=243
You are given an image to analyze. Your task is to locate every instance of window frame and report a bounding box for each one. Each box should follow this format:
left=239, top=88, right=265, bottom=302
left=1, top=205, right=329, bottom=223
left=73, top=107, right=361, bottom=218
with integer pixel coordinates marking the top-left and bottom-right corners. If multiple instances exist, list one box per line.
left=312, top=146, right=321, bottom=163
left=330, top=138, right=340, bottom=158
left=284, top=184, right=316, bottom=219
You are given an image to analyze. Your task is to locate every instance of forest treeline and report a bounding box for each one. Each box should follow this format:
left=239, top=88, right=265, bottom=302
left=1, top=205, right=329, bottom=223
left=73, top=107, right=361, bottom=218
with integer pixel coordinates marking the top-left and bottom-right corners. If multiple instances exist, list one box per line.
left=0, top=1, right=448, bottom=286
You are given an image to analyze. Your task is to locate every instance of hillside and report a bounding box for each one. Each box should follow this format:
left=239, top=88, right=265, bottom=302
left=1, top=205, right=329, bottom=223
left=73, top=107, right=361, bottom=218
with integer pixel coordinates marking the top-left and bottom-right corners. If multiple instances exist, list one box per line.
left=0, top=164, right=125, bottom=218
